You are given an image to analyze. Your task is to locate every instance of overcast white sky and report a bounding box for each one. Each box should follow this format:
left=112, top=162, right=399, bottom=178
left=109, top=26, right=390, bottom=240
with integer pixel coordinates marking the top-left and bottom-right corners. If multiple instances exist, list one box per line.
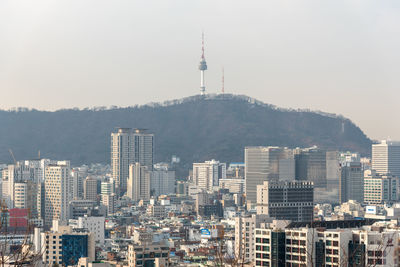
left=0, top=0, right=399, bottom=140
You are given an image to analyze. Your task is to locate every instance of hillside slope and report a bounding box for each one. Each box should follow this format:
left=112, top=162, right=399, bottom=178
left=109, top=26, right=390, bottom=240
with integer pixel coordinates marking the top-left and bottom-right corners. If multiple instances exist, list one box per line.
left=0, top=94, right=371, bottom=171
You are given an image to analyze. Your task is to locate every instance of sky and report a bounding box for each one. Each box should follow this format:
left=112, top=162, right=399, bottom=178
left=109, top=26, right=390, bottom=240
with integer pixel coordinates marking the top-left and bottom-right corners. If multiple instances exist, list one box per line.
left=0, top=1, right=399, bottom=140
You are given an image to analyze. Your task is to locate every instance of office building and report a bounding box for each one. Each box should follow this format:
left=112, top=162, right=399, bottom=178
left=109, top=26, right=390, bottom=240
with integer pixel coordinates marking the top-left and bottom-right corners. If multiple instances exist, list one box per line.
left=71, top=169, right=84, bottom=200
left=150, top=168, right=175, bottom=197
left=128, top=242, right=170, bottom=267
left=257, top=181, right=314, bottom=221
left=294, top=147, right=327, bottom=188
left=339, top=162, right=364, bottom=204
left=364, top=170, right=399, bottom=205
left=101, top=180, right=114, bottom=196
left=127, top=163, right=150, bottom=202
left=219, top=178, right=245, bottom=194
left=111, top=128, right=154, bottom=196
left=192, top=159, right=226, bottom=192
left=245, top=147, right=295, bottom=205
left=372, top=140, right=400, bottom=176
left=84, top=177, right=98, bottom=202
left=40, top=227, right=95, bottom=266
left=44, top=162, right=71, bottom=228
left=77, top=216, right=105, bottom=246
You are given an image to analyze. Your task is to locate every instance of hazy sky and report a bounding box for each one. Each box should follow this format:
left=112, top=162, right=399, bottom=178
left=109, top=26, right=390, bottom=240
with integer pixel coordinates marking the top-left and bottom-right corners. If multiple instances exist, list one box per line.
left=1, top=1, right=399, bottom=140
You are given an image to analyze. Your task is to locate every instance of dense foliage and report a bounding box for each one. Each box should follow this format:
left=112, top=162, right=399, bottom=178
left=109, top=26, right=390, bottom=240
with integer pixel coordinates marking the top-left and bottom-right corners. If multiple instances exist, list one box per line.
left=0, top=95, right=371, bottom=172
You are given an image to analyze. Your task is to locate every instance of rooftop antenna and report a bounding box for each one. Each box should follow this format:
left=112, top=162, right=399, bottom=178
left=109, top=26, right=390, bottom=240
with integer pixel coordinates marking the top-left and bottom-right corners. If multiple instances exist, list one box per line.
left=198, top=31, right=208, bottom=96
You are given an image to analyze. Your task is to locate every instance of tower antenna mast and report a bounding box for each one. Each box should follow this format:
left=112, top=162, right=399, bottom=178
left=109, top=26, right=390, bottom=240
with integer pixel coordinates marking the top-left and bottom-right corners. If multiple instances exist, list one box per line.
left=198, top=32, right=208, bottom=95
left=222, top=67, right=225, bottom=94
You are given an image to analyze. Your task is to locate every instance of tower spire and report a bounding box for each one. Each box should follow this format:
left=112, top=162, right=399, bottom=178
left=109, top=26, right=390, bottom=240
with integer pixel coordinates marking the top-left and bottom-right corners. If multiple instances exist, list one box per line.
left=198, top=32, right=207, bottom=95
left=222, top=67, right=224, bottom=94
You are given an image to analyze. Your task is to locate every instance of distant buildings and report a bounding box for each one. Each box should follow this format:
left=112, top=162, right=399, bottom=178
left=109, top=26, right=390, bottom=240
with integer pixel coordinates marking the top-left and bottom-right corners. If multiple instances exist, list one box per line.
left=372, top=140, right=400, bottom=177
left=364, top=170, right=399, bottom=205
left=111, top=128, right=154, bottom=196
left=245, top=147, right=295, bottom=205
left=39, top=226, right=95, bottom=266
left=150, top=165, right=175, bottom=197
left=83, top=177, right=98, bottom=202
left=44, top=162, right=71, bottom=227
left=192, top=159, right=226, bottom=192
left=294, top=146, right=327, bottom=188
left=127, top=163, right=150, bottom=202
left=339, top=161, right=364, bottom=204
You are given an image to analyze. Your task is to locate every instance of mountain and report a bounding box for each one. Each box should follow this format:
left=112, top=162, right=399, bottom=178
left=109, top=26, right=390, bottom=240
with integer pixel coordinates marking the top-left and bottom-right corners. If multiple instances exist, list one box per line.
left=0, top=94, right=371, bottom=173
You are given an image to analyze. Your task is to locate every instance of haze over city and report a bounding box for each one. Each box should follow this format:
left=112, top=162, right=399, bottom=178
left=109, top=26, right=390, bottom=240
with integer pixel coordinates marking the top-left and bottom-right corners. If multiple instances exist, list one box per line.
left=1, top=1, right=400, bottom=140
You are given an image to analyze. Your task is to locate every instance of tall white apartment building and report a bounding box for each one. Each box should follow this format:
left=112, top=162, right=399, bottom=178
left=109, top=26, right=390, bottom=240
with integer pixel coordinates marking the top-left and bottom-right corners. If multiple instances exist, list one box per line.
left=44, top=163, right=71, bottom=227
left=245, top=147, right=295, bottom=205
left=127, top=163, right=150, bottom=202
left=192, top=159, right=226, bottom=192
left=372, top=140, right=400, bottom=176
left=111, top=128, right=154, bottom=196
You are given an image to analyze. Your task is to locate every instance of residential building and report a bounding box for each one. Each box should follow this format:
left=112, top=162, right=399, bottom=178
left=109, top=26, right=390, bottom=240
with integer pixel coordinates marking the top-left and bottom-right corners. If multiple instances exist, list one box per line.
left=111, top=128, right=154, bottom=196
left=102, top=194, right=116, bottom=216
left=234, top=214, right=271, bottom=264
left=44, top=162, right=71, bottom=228
left=254, top=227, right=286, bottom=267
left=192, top=159, right=226, bottom=192
left=127, top=163, right=150, bottom=202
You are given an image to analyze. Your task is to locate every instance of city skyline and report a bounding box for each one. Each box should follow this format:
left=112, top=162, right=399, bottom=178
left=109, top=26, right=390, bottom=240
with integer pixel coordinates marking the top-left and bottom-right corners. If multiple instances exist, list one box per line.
left=1, top=1, right=400, bottom=140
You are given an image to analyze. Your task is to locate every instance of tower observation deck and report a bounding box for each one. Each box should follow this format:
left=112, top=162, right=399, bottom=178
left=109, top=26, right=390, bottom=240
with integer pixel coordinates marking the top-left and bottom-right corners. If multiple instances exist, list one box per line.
left=198, top=33, right=207, bottom=95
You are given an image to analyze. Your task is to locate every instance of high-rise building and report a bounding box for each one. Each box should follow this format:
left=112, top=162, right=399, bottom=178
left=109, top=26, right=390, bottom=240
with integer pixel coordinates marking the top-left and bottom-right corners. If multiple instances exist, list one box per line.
left=339, top=161, right=364, bottom=204
left=245, top=147, right=295, bottom=205
left=101, top=179, right=114, bottom=196
left=372, top=140, right=400, bottom=176
left=127, top=163, right=150, bottom=202
left=44, top=162, right=71, bottom=227
left=294, top=147, right=327, bottom=188
left=83, top=177, right=98, bottom=202
left=71, top=169, right=84, bottom=200
left=150, top=168, right=175, bottom=197
left=111, top=128, right=154, bottom=196
left=257, top=180, right=314, bottom=221
left=192, top=159, right=226, bottom=192
left=364, top=170, right=399, bottom=205
left=101, top=193, right=116, bottom=216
